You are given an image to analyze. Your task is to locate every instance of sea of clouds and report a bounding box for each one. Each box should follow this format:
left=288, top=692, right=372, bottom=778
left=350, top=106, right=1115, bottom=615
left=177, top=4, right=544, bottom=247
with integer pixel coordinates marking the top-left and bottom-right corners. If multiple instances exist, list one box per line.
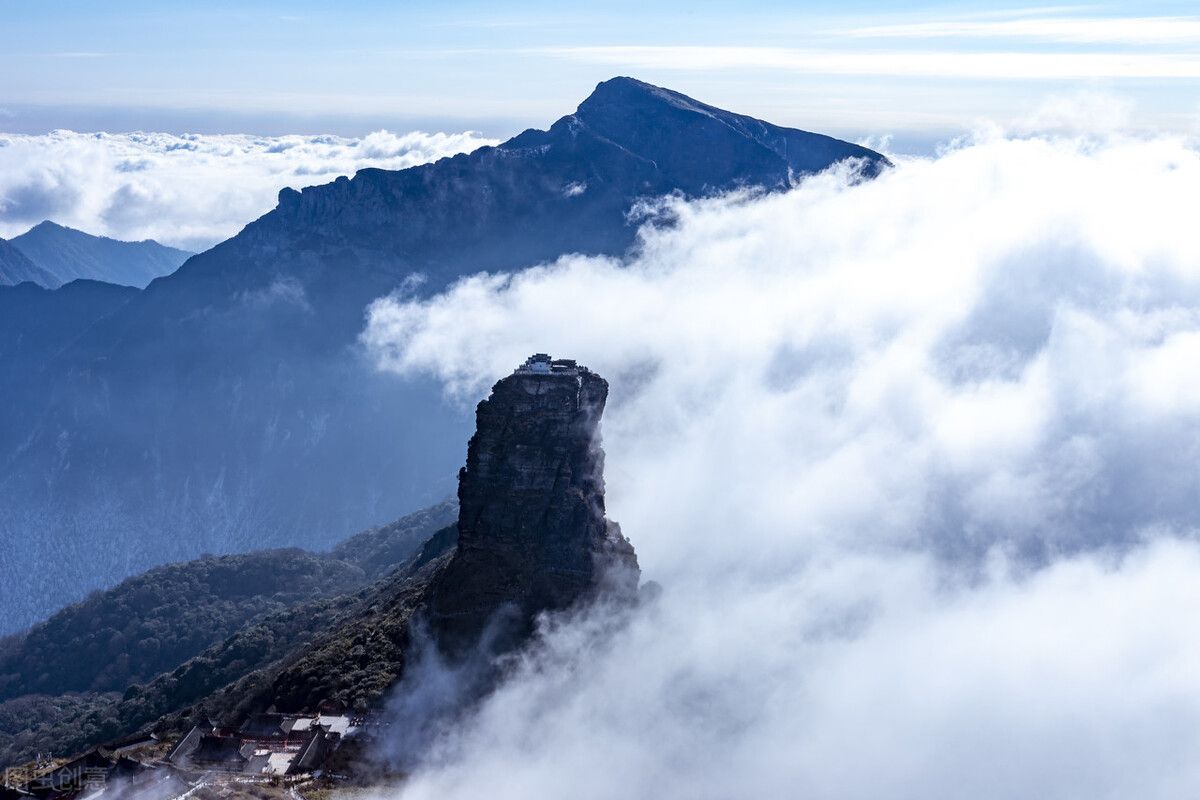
left=363, top=133, right=1200, bottom=799
left=0, top=129, right=497, bottom=251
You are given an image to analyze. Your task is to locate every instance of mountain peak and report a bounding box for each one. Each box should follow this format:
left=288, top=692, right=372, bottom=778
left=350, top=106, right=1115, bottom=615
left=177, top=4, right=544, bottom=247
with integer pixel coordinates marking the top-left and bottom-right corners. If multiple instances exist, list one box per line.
left=26, top=219, right=133, bottom=243
left=580, top=75, right=663, bottom=102
left=430, top=354, right=639, bottom=649
left=577, top=75, right=717, bottom=119
left=565, top=76, right=888, bottom=195
left=10, top=221, right=193, bottom=289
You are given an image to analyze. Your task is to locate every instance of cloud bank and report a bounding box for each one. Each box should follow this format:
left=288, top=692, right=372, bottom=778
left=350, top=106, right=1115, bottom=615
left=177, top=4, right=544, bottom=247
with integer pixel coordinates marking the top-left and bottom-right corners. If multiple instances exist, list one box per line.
left=364, top=133, right=1200, bottom=798
left=0, top=129, right=497, bottom=251
left=843, top=16, right=1200, bottom=45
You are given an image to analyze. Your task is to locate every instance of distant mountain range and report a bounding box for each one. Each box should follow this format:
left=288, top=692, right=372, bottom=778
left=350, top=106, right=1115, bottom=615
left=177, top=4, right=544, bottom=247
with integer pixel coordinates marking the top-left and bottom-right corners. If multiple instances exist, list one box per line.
left=0, top=76, right=888, bottom=634
left=0, top=221, right=192, bottom=289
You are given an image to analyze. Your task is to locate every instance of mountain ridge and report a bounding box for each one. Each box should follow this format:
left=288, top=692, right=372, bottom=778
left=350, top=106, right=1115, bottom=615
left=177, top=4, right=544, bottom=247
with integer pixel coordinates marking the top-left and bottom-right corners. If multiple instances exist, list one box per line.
left=0, top=77, right=886, bottom=634
left=8, top=221, right=193, bottom=289
left=0, top=501, right=458, bottom=766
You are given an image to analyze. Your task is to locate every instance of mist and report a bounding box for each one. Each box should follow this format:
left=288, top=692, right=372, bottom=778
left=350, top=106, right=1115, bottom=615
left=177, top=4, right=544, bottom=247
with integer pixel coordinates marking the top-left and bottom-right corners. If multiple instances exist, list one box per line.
left=362, top=132, right=1200, bottom=798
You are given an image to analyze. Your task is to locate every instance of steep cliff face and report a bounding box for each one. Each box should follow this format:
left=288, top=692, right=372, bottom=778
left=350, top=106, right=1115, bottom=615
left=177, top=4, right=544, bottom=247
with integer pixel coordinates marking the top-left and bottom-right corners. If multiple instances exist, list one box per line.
left=430, top=355, right=640, bottom=647
left=262, top=356, right=637, bottom=710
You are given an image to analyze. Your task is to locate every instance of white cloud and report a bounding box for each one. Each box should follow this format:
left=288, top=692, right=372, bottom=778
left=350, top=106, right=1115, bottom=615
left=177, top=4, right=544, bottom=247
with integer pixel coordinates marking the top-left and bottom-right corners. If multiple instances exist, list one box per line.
left=397, top=543, right=1200, bottom=799
left=843, top=16, right=1200, bottom=45
left=538, top=46, right=1200, bottom=80
left=363, top=133, right=1200, bottom=797
left=0, top=129, right=497, bottom=251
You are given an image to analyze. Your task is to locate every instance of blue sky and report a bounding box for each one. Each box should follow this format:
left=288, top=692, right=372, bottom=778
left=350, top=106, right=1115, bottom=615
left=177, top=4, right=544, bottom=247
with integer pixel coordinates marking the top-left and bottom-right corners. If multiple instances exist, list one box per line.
left=3, top=1, right=1200, bottom=148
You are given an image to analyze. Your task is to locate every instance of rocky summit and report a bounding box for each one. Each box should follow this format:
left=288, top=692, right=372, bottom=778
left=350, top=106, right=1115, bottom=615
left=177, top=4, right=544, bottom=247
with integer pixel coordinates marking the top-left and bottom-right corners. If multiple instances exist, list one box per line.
left=261, top=355, right=638, bottom=712
left=431, top=354, right=640, bottom=648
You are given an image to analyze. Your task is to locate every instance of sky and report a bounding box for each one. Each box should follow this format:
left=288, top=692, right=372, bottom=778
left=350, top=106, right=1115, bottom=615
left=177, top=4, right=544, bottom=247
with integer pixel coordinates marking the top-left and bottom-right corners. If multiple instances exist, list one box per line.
left=5, top=1, right=1200, bottom=249
left=3, top=1, right=1200, bottom=148
left=5, top=4, right=1200, bottom=795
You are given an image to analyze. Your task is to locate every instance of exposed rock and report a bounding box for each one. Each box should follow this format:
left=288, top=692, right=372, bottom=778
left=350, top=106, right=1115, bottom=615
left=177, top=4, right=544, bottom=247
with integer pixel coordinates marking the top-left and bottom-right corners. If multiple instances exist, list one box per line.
left=253, top=355, right=636, bottom=710
left=430, top=354, right=640, bottom=649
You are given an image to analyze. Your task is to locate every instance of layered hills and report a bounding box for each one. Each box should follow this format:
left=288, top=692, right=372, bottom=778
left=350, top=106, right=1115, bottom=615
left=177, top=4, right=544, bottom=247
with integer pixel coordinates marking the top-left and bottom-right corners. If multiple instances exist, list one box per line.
left=0, top=77, right=886, bottom=633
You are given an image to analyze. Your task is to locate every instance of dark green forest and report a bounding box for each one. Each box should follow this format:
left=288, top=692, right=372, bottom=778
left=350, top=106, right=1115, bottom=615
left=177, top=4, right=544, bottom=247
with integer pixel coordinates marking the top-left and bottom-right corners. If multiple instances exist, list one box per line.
left=0, top=502, right=455, bottom=767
